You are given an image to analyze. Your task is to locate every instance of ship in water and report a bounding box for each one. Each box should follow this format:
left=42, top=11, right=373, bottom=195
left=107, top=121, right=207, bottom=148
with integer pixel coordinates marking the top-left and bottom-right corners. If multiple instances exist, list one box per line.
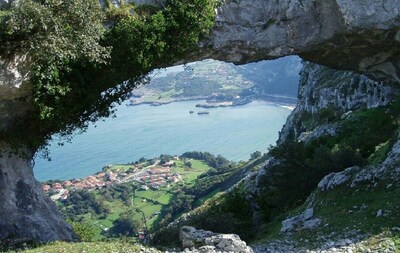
left=197, top=111, right=210, bottom=115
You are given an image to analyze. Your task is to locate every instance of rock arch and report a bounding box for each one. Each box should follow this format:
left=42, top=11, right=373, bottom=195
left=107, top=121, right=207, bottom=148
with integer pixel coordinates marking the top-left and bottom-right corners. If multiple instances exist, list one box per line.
left=0, top=0, right=399, bottom=243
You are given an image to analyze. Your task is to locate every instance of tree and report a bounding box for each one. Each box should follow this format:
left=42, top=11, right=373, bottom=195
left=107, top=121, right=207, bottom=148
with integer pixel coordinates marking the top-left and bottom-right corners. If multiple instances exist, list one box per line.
left=109, top=210, right=142, bottom=237
left=185, top=161, right=192, bottom=168
left=250, top=151, right=262, bottom=160
left=0, top=0, right=216, bottom=149
left=0, top=0, right=216, bottom=243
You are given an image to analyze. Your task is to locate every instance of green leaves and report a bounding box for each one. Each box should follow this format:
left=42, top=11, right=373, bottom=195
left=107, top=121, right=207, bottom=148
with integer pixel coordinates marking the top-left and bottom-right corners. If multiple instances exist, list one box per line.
left=1, top=0, right=216, bottom=149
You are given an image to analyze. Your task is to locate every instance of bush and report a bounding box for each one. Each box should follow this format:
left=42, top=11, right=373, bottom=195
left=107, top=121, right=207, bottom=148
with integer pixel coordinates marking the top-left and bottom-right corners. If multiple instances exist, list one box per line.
left=68, top=220, right=95, bottom=242
left=152, top=188, right=255, bottom=247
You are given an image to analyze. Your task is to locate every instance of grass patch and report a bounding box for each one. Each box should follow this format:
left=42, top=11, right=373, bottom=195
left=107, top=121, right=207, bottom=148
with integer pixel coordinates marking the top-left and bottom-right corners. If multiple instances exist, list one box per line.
left=109, top=164, right=135, bottom=173
left=314, top=181, right=400, bottom=236
left=194, top=187, right=221, bottom=206
left=14, top=241, right=157, bottom=253
left=251, top=174, right=400, bottom=250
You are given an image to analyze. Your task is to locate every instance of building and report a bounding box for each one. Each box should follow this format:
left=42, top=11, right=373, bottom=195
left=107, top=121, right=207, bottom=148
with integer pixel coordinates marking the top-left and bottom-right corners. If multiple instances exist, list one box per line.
left=52, top=183, right=63, bottom=191
left=60, top=190, right=69, bottom=200
left=149, top=168, right=171, bottom=175
left=42, top=184, right=51, bottom=192
left=62, top=181, right=72, bottom=187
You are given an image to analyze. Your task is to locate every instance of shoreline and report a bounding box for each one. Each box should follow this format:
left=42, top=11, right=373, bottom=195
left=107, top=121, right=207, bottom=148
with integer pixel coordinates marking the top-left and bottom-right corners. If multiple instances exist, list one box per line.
left=35, top=97, right=294, bottom=182
left=126, top=94, right=297, bottom=110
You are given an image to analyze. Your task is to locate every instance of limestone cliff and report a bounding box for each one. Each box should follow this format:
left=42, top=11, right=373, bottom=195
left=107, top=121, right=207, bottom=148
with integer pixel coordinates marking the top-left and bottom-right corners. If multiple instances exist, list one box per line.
left=242, top=62, right=400, bottom=252
left=0, top=54, right=32, bottom=133
left=103, top=0, right=400, bottom=82
left=200, top=0, right=400, bottom=83
left=249, top=60, right=399, bottom=204
left=278, top=61, right=399, bottom=144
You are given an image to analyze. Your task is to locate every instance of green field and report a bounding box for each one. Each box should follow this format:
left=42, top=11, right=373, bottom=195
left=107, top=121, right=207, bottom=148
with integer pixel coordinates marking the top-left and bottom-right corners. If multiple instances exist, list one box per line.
left=61, top=158, right=214, bottom=240
left=108, top=164, right=136, bottom=173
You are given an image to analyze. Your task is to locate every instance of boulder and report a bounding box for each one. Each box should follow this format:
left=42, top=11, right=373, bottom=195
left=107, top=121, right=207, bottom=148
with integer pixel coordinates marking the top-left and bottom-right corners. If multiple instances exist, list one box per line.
left=179, top=226, right=253, bottom=253
left=281, top=208, right=321, bottom=233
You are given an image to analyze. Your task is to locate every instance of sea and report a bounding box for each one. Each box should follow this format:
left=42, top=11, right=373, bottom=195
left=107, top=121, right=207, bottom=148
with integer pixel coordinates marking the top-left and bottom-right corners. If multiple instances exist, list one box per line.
left=33, top=100, right=293, bottom=181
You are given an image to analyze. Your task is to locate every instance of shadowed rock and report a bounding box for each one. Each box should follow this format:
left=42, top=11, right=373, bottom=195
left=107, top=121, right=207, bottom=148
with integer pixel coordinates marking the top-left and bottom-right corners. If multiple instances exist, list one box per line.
left=0, top=143, right=78, bottom=245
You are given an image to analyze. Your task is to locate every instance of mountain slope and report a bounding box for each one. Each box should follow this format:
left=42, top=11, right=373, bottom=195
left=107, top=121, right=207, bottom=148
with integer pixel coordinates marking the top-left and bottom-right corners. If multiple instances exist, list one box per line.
left=152, top=62, right=400, bottom=252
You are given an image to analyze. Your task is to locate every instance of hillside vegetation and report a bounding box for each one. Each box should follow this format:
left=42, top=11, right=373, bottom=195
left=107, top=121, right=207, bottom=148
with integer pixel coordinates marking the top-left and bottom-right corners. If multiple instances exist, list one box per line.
left=146, top=64, right=400, bottom=252
left=40, top=152, right=261, bottom=242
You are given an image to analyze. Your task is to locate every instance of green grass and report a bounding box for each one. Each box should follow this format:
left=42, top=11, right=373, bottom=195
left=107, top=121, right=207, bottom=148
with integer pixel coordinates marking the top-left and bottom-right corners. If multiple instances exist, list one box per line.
left=368, top=141, right=393, bottom=166
left=312, top=181, right=400, bottom=237
left=109, top=164, right=135, bottom=173
left=221, top=84, right=242, bottom=90
left=173, top=160, right=211, bottom=184
left=251, top=170, right=400, bottom=250
left=194, top=187, right=221, bottom=206
left=14, top=241, right=159, bottom=253
left=135, top=189, right=173, bottom=205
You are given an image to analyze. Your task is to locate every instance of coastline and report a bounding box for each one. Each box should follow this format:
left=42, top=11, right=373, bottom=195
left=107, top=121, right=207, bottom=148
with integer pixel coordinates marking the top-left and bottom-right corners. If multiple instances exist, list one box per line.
left=35, top=99, right=293, bottom=181
left=126, top=95, right=209, bottom=107
left=126, top=94, right=297, bottom=109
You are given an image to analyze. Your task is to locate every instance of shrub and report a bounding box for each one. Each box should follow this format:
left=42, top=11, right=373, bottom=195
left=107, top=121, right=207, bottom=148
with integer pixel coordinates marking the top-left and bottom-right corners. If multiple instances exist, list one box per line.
left=68, top=220, right=95, bottom=242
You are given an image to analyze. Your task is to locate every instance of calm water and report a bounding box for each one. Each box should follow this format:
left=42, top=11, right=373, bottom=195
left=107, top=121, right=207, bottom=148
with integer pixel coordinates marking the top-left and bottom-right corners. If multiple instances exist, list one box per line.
left=33, top=100, right=292, bottom=181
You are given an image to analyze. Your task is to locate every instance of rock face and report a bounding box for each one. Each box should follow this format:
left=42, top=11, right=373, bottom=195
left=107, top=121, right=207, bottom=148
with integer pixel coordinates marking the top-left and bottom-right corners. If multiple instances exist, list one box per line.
left=318, top=138, right=400, bottom=192
left=115, top=0, right=400, bottom=83
left=281, top=208, right=321, bottom=233
left=278, top=61, right=399, bottom=144
left=200, top=0, right=400, bottom=83
left=0, top=143, right=77, bottom=244
left=179, top=226, right=253, bottom=253
left=245, top=58, right=400, bottom=251
left=0, top=55, right=33, bottom=133
left=242, top=60, right=400, bottom=231
left=0, top=0, right=12, bottom=9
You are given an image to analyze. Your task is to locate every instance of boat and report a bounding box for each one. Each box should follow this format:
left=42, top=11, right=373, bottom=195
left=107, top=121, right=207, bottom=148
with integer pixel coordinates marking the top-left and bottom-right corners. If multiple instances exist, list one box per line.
left=189, top=111, right=194, bottom=114
left=197, top=111, right=210, bottom=115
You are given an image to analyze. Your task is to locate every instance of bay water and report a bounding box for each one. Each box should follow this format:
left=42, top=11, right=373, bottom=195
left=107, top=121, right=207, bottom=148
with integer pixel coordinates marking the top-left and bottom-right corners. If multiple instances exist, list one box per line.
left=33, top=100, right=292, bottom=181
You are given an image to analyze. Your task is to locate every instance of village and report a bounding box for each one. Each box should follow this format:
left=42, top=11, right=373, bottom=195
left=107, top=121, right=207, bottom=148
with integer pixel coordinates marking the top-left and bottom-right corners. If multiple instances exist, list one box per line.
left=42, top=157, right=182, bottom=201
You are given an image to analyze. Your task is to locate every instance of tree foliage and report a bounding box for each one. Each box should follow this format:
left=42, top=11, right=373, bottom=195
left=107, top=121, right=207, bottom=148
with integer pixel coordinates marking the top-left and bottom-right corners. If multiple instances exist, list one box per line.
left=108, top=210, right=143, bottom=237
left=255, top=141, right=367, bottom=222
left=0, top=0, right=216, bottom=149
left=250, top=151, right=262, bottom=160
left=60, top=190, right=108, bottom=219
left=67, top=220, right=96, bottom=242
left=182, top=151, right=231, bottom=170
